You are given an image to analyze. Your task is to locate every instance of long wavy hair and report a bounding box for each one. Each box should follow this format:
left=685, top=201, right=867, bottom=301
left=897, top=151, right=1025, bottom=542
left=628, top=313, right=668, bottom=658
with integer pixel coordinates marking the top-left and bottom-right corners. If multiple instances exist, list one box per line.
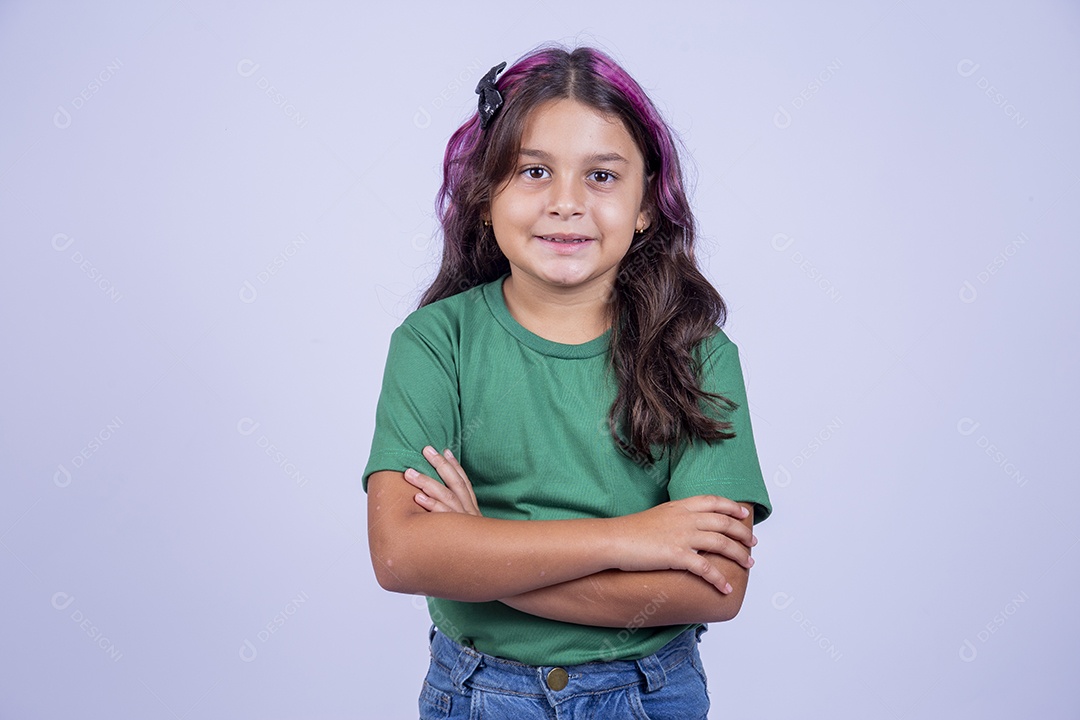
left=419, top=44, right=738, bottom=464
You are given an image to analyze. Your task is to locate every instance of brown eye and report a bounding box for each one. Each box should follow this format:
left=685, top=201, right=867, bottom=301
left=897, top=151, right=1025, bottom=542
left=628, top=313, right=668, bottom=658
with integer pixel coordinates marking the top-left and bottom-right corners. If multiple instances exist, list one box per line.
left=591, top=170, right=615, bottom=184
left=523, top=166, right=548, bottom=180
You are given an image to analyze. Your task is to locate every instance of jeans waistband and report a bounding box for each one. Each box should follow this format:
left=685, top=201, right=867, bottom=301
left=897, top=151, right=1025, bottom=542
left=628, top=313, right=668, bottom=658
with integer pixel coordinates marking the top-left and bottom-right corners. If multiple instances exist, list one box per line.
left=427, top=624, right=707, bottom=699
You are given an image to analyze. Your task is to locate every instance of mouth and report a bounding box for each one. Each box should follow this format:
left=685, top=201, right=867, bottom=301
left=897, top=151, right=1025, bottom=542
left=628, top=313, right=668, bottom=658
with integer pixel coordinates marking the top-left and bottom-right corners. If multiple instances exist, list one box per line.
left=536, top=234, right=594, bottom=244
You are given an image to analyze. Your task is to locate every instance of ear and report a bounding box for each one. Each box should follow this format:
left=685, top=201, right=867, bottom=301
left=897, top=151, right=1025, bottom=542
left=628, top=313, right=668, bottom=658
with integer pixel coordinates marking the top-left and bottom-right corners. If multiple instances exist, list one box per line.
left=636, top=173, right=655, bottom=232
left=635, top=207, right=652, bottom=233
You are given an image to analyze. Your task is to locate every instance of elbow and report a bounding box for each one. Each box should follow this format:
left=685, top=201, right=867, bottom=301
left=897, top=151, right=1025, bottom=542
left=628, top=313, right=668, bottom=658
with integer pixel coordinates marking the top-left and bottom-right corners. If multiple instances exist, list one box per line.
left=714, top=569, right=750, bottom=622
left=693, top=591, right=744, bottom=624
left=371, top=547, right=428, bottom=595
left=707, top=564, right=749, bottom=623
left=369, top=527, right=420, bottom=595
left=713, top=591, right=746, bottom=623
left=366, top=472, right=432, bottom=595
left=673, top=587, right=743, bottom=625
left=371, top=549, right=488, bottom=601
left=372, top=551, right=413, bottom=594
left=675, top=577, right=747, bottom=624
left=368, top=518, right=490, bottom=601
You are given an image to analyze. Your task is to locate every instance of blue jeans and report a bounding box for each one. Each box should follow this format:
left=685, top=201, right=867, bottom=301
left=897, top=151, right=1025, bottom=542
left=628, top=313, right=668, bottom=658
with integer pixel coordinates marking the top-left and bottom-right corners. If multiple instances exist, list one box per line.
left=418, top=624, right=710, bottom=719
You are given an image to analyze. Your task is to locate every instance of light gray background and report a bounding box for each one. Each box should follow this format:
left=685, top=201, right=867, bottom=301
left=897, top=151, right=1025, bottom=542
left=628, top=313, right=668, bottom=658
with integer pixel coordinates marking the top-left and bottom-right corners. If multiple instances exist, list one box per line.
left=2, top=1, right=1077, bottom=718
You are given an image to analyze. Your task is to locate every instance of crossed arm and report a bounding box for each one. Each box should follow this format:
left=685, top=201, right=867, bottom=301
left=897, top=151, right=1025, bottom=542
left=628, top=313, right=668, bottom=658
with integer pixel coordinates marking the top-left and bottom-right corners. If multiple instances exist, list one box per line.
left=367, top=446, right=758, bottom=628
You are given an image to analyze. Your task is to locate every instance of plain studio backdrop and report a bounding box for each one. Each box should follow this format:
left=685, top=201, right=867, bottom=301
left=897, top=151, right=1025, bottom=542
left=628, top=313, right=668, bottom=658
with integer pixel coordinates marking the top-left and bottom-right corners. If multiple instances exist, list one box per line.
left=1, top=1, right=1078, bottom=718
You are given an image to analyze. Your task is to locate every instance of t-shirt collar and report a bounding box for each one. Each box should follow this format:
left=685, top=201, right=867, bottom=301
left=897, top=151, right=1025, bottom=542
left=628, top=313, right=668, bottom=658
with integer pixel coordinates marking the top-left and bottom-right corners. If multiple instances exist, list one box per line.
left=482, top=273, right=612, bottom=359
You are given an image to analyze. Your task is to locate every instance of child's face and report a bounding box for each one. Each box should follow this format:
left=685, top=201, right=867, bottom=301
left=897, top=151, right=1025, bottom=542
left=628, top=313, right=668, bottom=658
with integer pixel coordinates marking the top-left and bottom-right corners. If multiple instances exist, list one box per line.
left=487, top=98, right=648, bottom=299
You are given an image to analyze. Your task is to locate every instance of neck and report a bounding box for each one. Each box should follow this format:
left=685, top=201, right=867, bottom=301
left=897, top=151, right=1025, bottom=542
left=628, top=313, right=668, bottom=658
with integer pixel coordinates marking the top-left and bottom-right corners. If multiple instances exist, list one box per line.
left=502, top=273, right=614, bottom=345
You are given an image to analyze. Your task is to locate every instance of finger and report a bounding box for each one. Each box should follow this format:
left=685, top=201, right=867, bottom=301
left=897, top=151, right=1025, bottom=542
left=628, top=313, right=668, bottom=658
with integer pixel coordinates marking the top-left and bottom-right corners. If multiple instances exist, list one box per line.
left=432, top=447, right=474, bottom=499
left=680, top=494, right=751, bottom=519
left=697, top=530, right=754, bottom=570
left=696, top=512, right=754, bottom=567
left=696, top=513, right=754, bottom=549
left=412, top=492, right=458, bottom=513
left=444, top=449, right=480, bottom=512
left=424, top=446, right=480, bottom=516
left=419, top=446, right=471, bottom=501
left=403, top=468, right=465, bottom=513
left=423, top=447, right=473, bottom=503
left=679, top=550, right=733, bottom=594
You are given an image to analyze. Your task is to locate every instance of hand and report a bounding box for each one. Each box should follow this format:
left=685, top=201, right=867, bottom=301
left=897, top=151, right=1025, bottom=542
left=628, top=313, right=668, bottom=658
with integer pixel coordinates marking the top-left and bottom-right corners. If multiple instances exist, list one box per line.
left=403, top=445, right=482, bottom=516
left=611, top=495, right=755, bottom=594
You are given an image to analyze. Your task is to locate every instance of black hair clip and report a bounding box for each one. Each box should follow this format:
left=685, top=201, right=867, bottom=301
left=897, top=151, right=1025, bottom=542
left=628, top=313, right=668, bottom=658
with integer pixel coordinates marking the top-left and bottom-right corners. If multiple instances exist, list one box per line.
left=475, top=61, right=507, bottom=130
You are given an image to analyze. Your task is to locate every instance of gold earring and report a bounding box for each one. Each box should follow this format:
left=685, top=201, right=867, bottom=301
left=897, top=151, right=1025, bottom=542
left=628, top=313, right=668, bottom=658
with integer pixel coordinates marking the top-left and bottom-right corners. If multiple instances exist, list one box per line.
left=483, top=219, right=492, bottom=227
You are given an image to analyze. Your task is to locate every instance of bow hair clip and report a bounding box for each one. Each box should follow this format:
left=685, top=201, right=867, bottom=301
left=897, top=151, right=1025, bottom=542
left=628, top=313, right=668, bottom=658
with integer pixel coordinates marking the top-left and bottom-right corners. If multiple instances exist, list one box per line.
left=475, top=61, right=507, bottom=130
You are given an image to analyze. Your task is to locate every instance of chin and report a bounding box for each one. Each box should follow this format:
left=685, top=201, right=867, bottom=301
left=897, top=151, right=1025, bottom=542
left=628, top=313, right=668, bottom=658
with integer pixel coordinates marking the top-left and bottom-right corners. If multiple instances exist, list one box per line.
left=535, top=268, right=594, bottom=287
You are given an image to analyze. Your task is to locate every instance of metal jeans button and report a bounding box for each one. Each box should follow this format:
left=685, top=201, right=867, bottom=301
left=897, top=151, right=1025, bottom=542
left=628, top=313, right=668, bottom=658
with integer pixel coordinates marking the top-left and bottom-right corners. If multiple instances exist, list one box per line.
left=546, top=667, right=569, bottom=691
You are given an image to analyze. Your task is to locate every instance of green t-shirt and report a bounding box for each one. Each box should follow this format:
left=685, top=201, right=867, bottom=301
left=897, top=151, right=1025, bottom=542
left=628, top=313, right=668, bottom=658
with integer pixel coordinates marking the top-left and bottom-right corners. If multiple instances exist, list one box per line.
left=362, top=273, right=772, bottom=666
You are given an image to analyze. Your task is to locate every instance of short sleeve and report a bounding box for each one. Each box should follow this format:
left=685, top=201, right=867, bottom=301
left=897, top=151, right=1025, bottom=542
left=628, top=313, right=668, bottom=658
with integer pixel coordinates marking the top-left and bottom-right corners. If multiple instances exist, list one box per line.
left=361, top=321, right=461, bottom=492
left=667, top=331, right=773, bottom=525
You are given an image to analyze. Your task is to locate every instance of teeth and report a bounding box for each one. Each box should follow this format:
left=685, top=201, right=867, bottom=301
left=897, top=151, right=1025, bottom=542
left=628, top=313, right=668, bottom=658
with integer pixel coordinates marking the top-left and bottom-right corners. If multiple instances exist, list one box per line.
left=544, top=237, right=585, bottom=243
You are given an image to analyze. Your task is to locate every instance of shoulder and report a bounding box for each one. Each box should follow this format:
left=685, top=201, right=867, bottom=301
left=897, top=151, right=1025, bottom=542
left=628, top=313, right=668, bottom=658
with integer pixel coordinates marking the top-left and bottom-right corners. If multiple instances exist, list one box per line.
left=691, top=326, right=749, bottom=395
left=394, top=281, right=490, bottom=343
left=693, top=325, right=736, bottom=363
left=384, top=281, right=497, bottom=371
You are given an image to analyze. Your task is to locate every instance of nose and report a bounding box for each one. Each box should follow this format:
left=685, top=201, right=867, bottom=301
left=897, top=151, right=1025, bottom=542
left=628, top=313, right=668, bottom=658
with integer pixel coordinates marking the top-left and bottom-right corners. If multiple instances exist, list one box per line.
left=546, top=175, right=585, bottom=219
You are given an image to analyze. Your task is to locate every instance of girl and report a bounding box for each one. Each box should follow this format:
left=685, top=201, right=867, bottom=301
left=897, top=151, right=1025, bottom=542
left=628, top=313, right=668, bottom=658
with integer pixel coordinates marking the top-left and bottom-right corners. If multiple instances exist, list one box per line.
left=364, top=43, right=772, bottom=719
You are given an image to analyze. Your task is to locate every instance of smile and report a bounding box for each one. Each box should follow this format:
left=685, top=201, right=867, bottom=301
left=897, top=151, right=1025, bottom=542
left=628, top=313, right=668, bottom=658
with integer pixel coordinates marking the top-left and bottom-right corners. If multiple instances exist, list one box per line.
left=536, top=235, right=593, bottom=244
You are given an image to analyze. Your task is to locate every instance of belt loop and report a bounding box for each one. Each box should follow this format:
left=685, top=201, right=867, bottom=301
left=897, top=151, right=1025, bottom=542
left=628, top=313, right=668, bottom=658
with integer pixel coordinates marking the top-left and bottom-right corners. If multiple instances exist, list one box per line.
left=450, top=643, right=483, bottom=691
left=635, top=651, right=667, bottom=693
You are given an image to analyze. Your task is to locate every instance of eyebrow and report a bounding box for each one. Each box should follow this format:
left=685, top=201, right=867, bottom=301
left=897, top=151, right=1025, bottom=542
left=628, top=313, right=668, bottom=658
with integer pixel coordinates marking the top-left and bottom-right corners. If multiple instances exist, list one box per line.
left=518, top=148, right=630, bottom=165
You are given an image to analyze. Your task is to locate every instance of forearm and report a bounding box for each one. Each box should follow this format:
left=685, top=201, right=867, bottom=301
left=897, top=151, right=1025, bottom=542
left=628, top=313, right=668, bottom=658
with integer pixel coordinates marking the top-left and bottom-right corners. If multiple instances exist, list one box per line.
left=370, top=469, right=753, bottom=607
left=370, top=508, right=619, bottom=602
left=500, top=553, right=747, bottom=627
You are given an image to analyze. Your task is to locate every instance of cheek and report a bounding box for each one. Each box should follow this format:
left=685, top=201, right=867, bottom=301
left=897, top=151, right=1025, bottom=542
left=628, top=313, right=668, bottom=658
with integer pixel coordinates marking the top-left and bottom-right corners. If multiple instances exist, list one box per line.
left=596, top=199, right=640, bottom=236
left=492, top=192, right=538, bottom=228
